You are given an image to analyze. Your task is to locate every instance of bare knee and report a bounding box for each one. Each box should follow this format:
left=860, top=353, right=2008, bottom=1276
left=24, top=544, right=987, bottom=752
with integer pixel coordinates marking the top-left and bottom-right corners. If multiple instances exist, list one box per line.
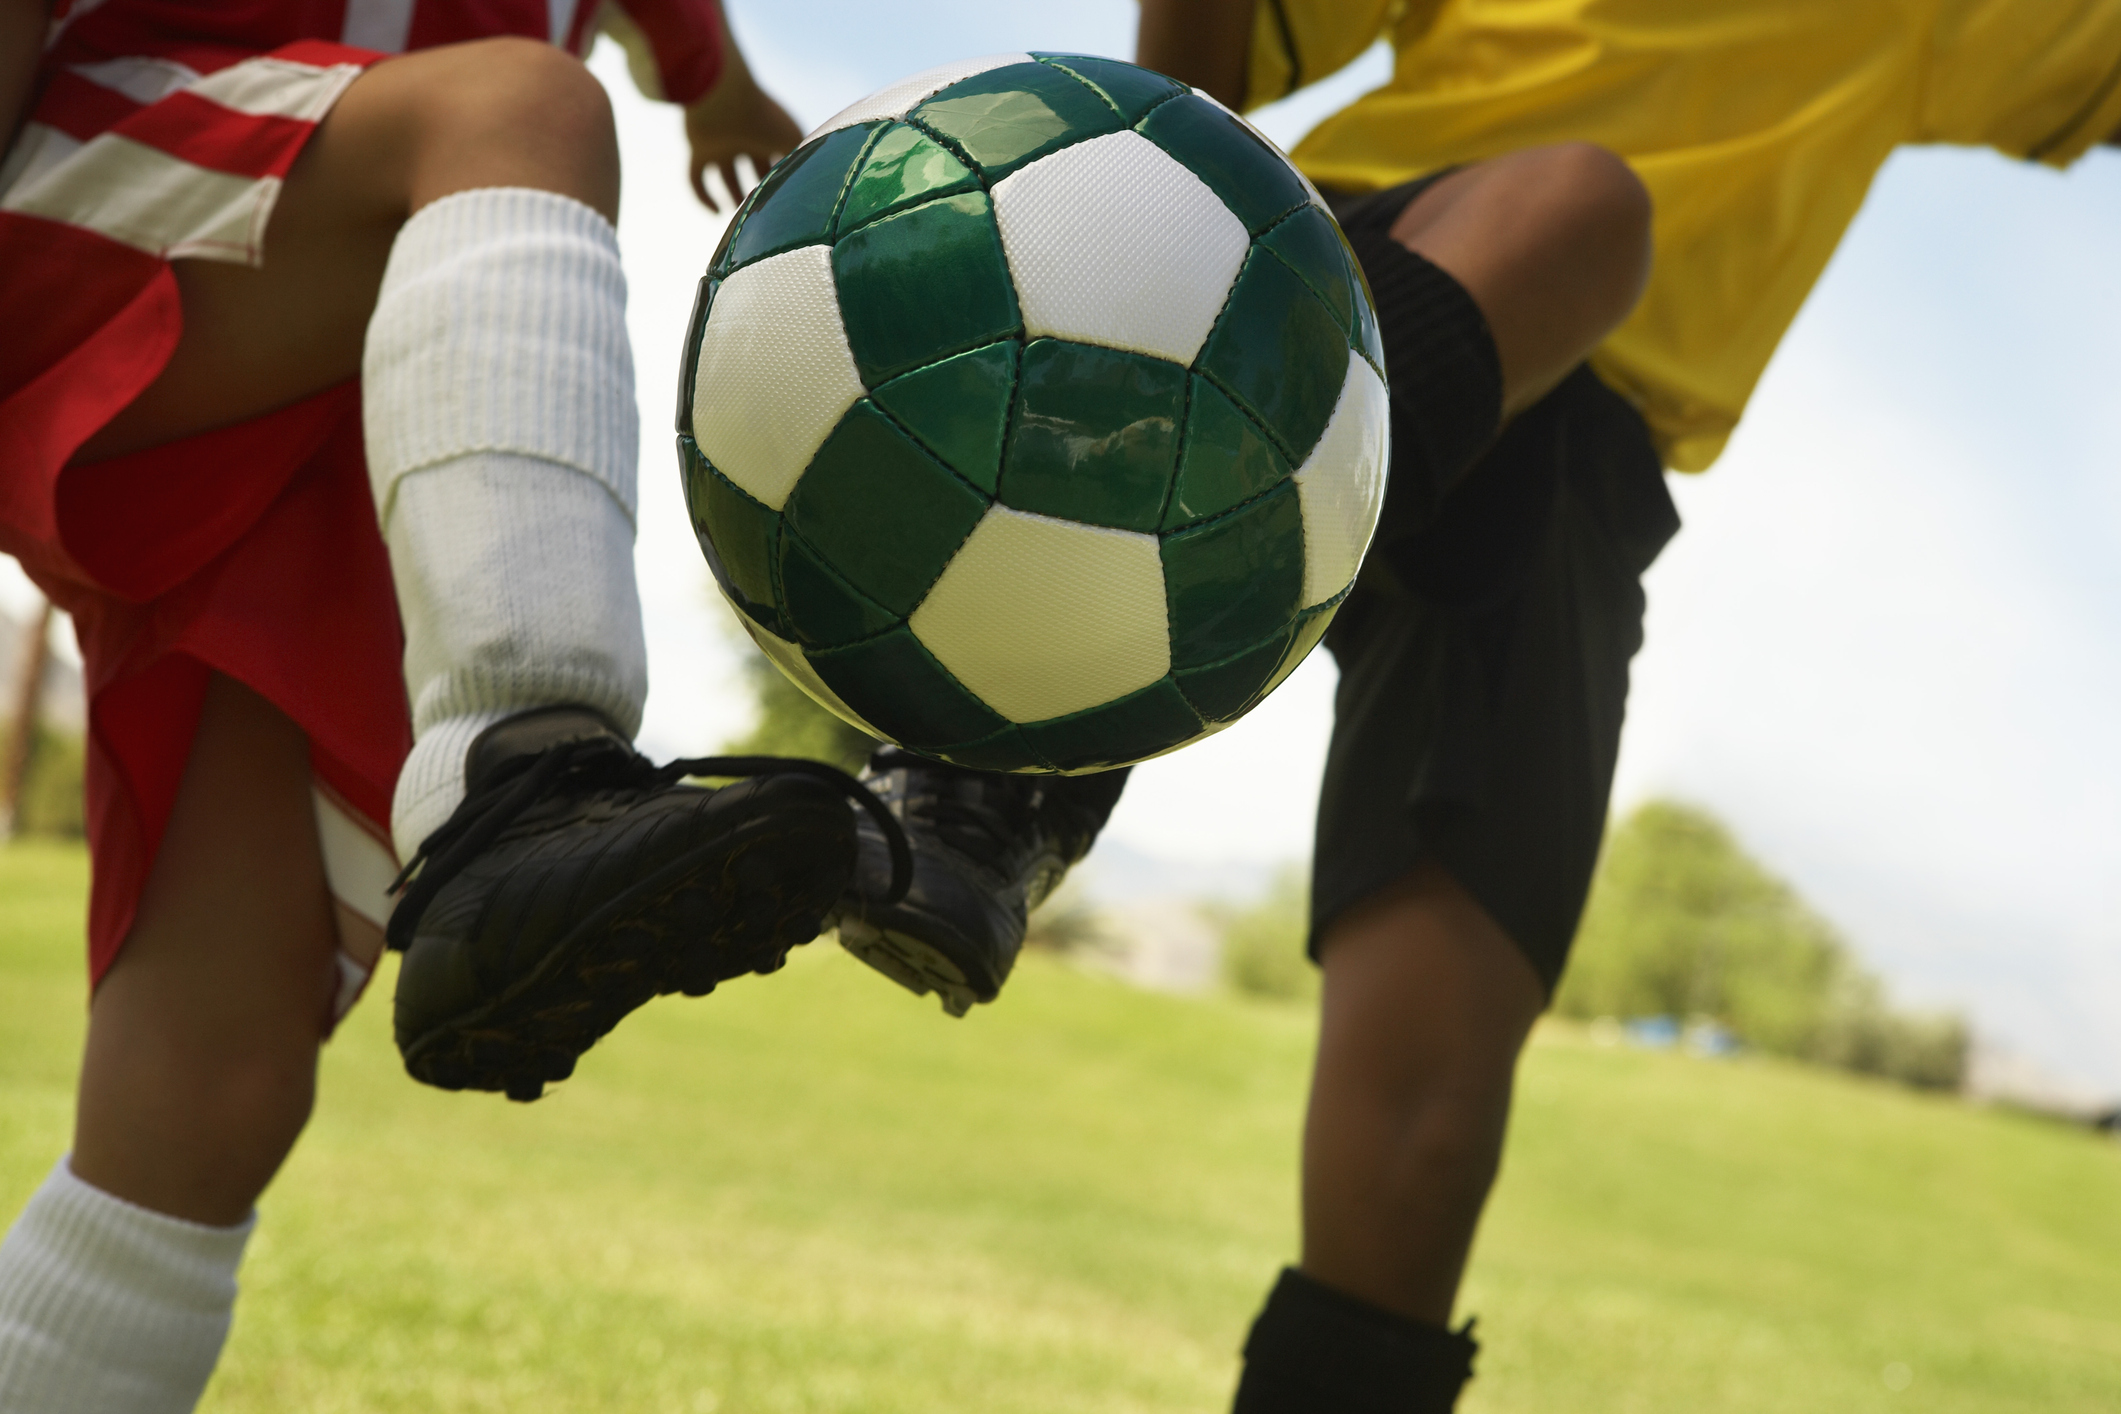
left=1527, top=140, right=1652, bottom=288
left=409, top=38, right=618, bottom=217
left=332, top=36, right=621, bottom=223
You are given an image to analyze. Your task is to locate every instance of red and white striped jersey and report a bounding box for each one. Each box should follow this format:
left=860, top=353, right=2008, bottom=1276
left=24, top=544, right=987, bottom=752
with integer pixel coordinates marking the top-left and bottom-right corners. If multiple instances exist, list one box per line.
left=1, top=0, right=723, bottom=265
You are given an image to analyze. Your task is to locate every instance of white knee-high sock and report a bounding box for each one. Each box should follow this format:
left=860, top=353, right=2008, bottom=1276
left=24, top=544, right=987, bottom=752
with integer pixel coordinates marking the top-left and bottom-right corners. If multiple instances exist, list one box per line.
left=363, top=187, right=648, bottom=859
left=0, top=1159, right=254, bottom=1414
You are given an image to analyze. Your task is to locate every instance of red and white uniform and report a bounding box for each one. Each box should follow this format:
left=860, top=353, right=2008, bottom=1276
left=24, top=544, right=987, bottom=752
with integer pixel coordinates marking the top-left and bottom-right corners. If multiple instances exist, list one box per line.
left=0, top=0, right=721, bottom=987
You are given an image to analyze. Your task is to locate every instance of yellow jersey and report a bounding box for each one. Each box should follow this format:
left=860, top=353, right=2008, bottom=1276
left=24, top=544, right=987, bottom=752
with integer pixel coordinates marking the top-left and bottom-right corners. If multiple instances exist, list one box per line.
left=1248, top=0, right=2121, bottom=470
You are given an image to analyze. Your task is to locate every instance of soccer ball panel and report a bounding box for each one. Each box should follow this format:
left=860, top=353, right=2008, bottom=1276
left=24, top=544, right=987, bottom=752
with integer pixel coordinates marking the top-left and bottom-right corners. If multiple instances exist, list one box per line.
left=830, top=191, right=1020, bottom=387
left=835, top=123, right=979, bottom=236
left=778, top=526, right=899, bottom=648
left=999, top=339, right=1184, bottom=533
left=1030, top=54, right=1189, bottom=123
left=1196, top=247, right=1349, bottom=467
left=1159, top=479, right=1305, bottom=670
left=783, top=402, right=987, bottom=617
left=910, top=505, right=1169, bottom=723
left=691, top=245, right=863, bottom=512
left=992, top=131, right=1249, bottom=367
left=804, top=54, right=1031, bottom=142
left=869, top=341, right=1017, bottom=494
left=1016, top=676, right=1202, bottom=774
left=1294, top=352, right=1391, bottom=608
left=737, top=614, right=885, bottom=741
left=1259, top=205, right=1362, bottom=343
left=909, top=62, right=1125, bottom=182
left=719, top=124, right=876, bottom=277
left=1136, top=94, right=1311, bottom=235
left=1252, top=597, right=1339, bottom=709
left=681, top=436, right=780, bottom=633
left=1173, top=623, right=1295, bottom=722
left=1162, top=376, right=1290, bottom=530
left=808, top=625, right=1011, bottom=751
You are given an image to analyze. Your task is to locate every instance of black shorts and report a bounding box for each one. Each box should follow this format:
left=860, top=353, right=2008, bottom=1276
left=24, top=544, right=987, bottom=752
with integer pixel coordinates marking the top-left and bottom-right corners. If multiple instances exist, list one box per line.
left=1308, top=182, right=1681, bottom=995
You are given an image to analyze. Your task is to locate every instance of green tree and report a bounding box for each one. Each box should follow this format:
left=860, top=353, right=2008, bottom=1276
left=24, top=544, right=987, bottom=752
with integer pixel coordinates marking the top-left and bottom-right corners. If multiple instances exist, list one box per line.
left=1558, top=800, right=1967, bottom=1090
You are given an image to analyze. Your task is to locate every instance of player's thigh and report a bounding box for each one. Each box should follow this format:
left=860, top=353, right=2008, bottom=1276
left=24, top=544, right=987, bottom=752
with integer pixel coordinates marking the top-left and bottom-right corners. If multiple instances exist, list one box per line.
left=77, top=37, right=618, bottom=462
left=72, top=673, right=343, bottom=1221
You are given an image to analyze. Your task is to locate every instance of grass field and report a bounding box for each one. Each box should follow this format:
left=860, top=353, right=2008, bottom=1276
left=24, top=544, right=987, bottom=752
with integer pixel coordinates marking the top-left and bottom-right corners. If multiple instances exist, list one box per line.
left=2, top=840, right=2117, bottom=1412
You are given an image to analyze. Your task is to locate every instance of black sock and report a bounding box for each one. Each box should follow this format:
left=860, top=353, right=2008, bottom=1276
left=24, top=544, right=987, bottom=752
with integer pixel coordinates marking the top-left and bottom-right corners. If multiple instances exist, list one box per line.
left=1338, top=228, right=1504, bottom=543
left=1232, top=1267, right=1478, bottom=1414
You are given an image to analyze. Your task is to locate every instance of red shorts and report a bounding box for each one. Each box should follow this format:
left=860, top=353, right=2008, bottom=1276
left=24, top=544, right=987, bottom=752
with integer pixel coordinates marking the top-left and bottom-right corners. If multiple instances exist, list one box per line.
left=0, top=42, right=411, bottom=989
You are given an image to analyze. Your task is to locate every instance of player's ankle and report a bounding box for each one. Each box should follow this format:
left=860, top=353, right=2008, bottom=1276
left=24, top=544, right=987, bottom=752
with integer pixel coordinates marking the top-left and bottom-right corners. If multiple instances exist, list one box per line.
left=1232, top=1266, right=1477, bottom=1413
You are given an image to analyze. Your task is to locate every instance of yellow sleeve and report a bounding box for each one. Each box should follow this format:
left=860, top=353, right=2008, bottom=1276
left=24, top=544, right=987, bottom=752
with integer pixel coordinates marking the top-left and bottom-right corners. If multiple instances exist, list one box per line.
left=1243, top=0, right=1413, bottom=111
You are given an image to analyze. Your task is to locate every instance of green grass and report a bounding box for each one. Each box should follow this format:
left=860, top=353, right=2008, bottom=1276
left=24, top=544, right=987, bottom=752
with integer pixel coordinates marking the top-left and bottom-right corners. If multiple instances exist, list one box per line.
left=2, top=841, right=2116, bottom=1412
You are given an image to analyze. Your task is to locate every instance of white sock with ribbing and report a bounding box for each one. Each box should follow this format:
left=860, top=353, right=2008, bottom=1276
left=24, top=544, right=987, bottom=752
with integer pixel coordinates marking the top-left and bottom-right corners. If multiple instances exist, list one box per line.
left=0, top=1159, right=253, bottom=1413
left=363, top=187, right=649, bottom=860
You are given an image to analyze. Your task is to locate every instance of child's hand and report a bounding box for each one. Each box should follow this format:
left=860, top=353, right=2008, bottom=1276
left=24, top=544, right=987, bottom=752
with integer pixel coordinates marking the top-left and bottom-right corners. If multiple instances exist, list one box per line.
left=684, top=70, right=802, bottom=211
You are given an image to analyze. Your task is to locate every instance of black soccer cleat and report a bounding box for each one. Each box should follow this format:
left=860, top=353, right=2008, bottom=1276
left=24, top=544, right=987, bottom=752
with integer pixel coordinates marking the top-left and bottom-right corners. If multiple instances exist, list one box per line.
left=833, top=747, right=1089, bottom=1018
left=387, top=707, right=909, bottom=1100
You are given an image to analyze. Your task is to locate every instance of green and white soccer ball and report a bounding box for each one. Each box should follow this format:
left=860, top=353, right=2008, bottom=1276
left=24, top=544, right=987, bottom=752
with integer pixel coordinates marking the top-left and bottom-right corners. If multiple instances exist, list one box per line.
left=680, top=53, right=1389, bottom=774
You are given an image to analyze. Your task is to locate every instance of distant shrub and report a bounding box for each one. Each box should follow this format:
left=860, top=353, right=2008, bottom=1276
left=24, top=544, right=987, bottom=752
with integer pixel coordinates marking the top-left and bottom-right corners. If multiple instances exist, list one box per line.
left=1559, top=800, right=1967, bottom=1091
left=1209, top=866, right=1318, bottom=1003
left=15, top=726, right=84, bottom=840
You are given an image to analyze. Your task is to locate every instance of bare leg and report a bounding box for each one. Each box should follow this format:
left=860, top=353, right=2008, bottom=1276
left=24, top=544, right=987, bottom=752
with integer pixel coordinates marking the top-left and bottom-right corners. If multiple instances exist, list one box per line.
left=71, top=674, right=341, bottom=1226
left=1284, top=145, right=1649, bottom=1331
left=77, top=36, right=621, bottom=463
left=1300, top=861, right=1545, bottom=1324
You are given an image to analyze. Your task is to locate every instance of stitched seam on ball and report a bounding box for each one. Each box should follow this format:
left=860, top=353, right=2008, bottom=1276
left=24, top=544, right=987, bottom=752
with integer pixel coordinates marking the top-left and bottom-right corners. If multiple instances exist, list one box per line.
left=1152, top=373, right=1195, bottom=530
left=824, top=123, right=892, bottom=239
left=865, top=395, right=1005, bottom=508
left=1031, top=56, right=1129, bottom=123
left=1160, top=464, right=1295, bottom=538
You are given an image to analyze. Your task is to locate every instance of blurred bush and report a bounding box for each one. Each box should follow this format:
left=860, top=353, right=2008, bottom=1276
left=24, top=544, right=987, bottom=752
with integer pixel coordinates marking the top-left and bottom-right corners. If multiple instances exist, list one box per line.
left=1557, top=800, right=1967, bottom=1091
left=15, top=726, right=84, bottom=840
left=1208, top=866, right=1318, bottom=1003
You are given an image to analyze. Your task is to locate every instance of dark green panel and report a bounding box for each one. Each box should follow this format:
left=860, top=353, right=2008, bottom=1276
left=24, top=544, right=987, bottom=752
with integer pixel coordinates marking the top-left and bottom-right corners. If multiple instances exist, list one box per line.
left=929, top=725, right=1050, bottom=774
left=1030, top=54, right=1189, bottom=123
left=680, top=435, right=781, bottom=634
left=1160, top=480, right=1305, bottom=669
left=808, top=627, right=1010, bottom=751
left=1256, top=599, right=1339, bottom=710
left=1174, top=626, right=1294, bottom=722
left=725, top=124, right=878, bottom=271
left=778, top=527, right=900, bottom=648
left=910, top=62, right=1124, bottom=181
left=1018, top=678, right=1202, bottom=773
left=1261, top=205, right=1358, bottom=337
left=676, top=275, right=714, bottom=434
left=835, top=122, right=979, bottom=236
left=870, top=341, right=1018, bottom=494
left=1349, top=239, right=1386, bottom=375
left=1197, top=249, right=1349, bottom=466
left=1162, top=376, right=1290, bottom=530
left=783, top=402, right=989, bottom=617
left=1137, top=95, right=1309, bottom=234
left=999, top=339, right=1185, bottom=532
left=831, top=191, right=1021, bottom=386
left=706, top=206, right=742, bottom=282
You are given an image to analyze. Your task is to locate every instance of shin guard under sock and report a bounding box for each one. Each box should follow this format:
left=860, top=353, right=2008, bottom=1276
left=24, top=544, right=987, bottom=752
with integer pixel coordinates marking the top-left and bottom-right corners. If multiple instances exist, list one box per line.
left=1232, top=1267, right=1478, bottom=1414
left=362, top=187, right=648, bottom=858
left=1338, top=227, right=1503, bottom=540
left=0, top=1160, right=253, bottom=1414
